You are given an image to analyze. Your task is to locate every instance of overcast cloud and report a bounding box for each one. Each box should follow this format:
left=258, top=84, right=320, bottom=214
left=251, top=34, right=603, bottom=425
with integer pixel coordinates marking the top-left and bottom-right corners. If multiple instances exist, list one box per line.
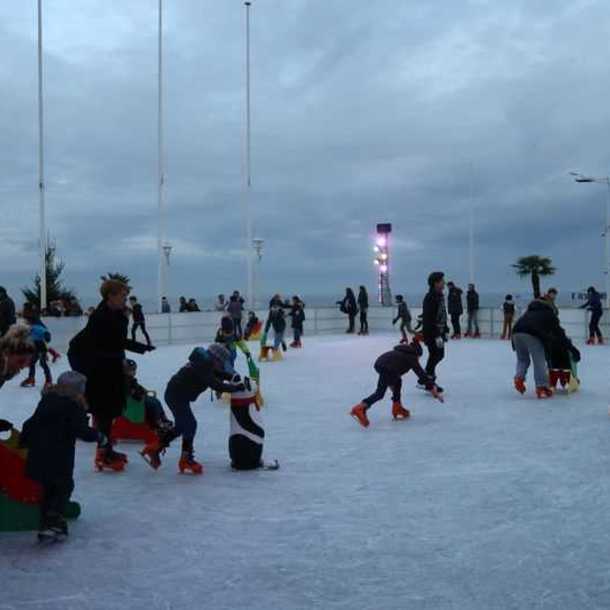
left=1, top=0, right=609, bottom=304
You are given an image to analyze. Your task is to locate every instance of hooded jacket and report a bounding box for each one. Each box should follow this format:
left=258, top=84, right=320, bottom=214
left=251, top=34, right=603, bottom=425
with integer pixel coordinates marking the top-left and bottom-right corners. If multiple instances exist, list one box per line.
left=512, top=300, right=571, bottom=353
left=374, top=343, right=430, bottom=385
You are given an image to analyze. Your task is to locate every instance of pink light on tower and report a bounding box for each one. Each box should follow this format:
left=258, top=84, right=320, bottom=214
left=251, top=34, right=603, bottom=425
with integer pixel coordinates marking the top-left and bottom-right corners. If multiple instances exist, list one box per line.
left=374, top=223, right=393, bottom=306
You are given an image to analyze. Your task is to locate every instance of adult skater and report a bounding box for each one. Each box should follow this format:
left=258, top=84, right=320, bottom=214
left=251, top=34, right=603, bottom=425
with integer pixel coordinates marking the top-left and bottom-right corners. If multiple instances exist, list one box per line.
left=20, top=314, right=52, bottom=389
left=501, top=295, right=515, bottom=340
left=288, top=296, right=305, bottom=348
left=0, top=325, right=35, bottom=432
left=337, top=288, right=358, bottom=334
left=512, top=298, right=577, bottom=398
left=350, top=339, right=443, bottom=428
left=227, top=291, right=245, bottom=338
left=0, top=287, right=16, bottom=337
left=264, top=305, right=288, bottom=353
left=422, top=272, right=448, bottom=388
left=145, top=344, right=245, bottom=474
left=129, top=295, right=152, bottom=346
left=357, top=286, right=369, bottom=335
left=465, top=284, right=480, bottom=338
left=393, top=295, right=413, bottom=343
left=68, top=279, right=155, bottom=472
left=447, top=282, right=463, bottom=339
left=581, top=286, right=604, bottom=345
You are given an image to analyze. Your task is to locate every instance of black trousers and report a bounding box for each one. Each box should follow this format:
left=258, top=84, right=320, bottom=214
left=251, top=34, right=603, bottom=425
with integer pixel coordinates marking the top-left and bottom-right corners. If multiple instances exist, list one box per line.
left=589, top=311, right=603, bottom=339
left=450, top=314, right=461, bottom=336
left=360, top=309, right=368, bottom=333
left=40, top=478, right=74, bottom=528
left=347, top=314, right=356, bottom=333
left=233, top=318, right=243, bottom=338
left=131, top=321, right=151, bottom=345
left=29, top=344, right=51, bottom=382
left=425, top=339, right=445, bottom=379
left=362, top=368, right=402, bottom=408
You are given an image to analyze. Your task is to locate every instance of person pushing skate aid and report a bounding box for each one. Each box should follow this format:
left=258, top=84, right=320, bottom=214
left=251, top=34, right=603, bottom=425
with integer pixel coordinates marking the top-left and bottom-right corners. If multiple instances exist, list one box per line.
left=350, top=339, right=443, bottom=428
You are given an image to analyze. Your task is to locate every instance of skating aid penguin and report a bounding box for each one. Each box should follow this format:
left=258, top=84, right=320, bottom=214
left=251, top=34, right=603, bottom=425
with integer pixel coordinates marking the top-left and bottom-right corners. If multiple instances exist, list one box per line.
left=229, top=378, right=278, bottom=470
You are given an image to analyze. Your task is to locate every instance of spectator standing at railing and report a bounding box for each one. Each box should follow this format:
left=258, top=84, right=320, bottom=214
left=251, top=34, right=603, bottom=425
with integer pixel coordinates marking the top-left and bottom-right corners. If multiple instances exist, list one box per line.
left=501, top=295, right=515, bottom=340
left=179, top=296, right=189, bottom=313
left=187, top=298, right=201, bottom=312
left=357, top=286, right=369, bottom=335
left=215, top=294, right=226, bottom=312
left=581, top=286, right=604, bottom=345
left=465, top=284, right=480, bottom=338
left=0, top=286, right=16, bottom=337
left=161, top=297, right=171, bottom=313
left=227, top=291, right=245, bottom=338
left=447, top=282, right=463, bottom=339
left=337, top=288, right=358, bottom=334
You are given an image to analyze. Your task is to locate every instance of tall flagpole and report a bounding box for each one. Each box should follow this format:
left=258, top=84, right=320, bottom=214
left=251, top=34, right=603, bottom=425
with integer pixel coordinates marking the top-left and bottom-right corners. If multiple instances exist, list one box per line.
left=244, top=1, right=254, bottom=308
left=37, top=0, right=47, bottom=311
left=468, top=162, right=475, bottom=284
left=157, top=0, right=166, bottom=312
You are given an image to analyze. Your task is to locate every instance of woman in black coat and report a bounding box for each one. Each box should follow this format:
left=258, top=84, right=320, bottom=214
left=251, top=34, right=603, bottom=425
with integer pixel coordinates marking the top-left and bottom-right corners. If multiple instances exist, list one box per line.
left=68, top=280, right=154, bottom=470
left=357, top=286, right=369, bottom=335
left=337, top=288, right=358, bottom=333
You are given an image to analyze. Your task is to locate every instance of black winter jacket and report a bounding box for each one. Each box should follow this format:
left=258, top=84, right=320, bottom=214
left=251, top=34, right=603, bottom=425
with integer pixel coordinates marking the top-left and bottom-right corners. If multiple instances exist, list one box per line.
left=422, top=290, right=448, bottom=342
left=512, top=300, right=571, bottom=353
left=358, top=291, right=369, bottom=311
left=374, top=344, right=429, bottom=385
left=0, top=295, right=16, bottom=335
left=288, top=306, right=306, bottom=330
left=447, top=287, right=463, bottom=315
left=265, top=309, right=287, bottom=334
left=338, top=295, right=358, bottom=316
left=20, top=388, right=99, bottom=483
left=131, top=303, right=145, bottom=323
left=466, top=289, right=479, bottom=313
left=68, top=302, right=149, bottom=418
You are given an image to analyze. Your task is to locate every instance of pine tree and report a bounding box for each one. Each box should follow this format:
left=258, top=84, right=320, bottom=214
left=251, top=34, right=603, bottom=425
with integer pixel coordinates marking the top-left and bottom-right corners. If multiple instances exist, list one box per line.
left=22, top=240, right=78, bottom=309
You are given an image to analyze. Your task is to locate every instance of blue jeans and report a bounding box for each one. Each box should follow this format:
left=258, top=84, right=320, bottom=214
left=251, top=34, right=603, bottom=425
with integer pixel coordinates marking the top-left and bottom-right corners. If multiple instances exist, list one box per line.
left=273, top=330, right=285, bottom=350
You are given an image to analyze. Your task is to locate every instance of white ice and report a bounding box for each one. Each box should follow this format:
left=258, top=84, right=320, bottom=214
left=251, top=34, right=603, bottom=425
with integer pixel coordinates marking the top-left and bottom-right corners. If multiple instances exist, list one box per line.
left=1, top=334, right=609, bottom=610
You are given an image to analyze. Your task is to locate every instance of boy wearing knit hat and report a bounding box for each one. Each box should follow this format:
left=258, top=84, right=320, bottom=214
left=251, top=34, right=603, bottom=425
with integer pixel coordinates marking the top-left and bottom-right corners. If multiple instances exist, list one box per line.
left=20, top=371, right=104, bottom=542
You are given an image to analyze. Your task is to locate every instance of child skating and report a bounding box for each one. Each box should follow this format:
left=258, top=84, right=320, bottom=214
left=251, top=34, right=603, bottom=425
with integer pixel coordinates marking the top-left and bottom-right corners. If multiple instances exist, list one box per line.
left=350, top=339, right=443, bottom=428
left=392, top=294, right=413, bottom=343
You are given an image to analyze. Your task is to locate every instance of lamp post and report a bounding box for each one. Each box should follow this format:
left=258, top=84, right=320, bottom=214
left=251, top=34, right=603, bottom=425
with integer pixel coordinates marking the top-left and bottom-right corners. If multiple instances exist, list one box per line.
left=570, top=171, right=610, bottom=308
left=374, top=223, right=392, bottom=306
left=244, top=1, right=254, bottom=308
left=252, top=238, right=264, bottom=309
left=37, top=0, right=47, bottom=311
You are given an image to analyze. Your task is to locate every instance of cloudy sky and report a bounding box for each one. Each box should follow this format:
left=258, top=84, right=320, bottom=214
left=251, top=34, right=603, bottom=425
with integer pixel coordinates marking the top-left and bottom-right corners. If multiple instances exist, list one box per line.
left=1, top=0, right=609, bottom=305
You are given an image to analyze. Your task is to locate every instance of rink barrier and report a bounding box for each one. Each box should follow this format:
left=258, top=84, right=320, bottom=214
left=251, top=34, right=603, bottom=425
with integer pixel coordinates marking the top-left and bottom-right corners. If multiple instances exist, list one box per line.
left=40, top=307, right=608, bottom=352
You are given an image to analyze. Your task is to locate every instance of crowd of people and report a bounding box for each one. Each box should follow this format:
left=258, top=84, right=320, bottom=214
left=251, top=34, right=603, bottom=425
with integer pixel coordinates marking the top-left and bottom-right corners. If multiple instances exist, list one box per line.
left=0, top=276, right=606, bottom=542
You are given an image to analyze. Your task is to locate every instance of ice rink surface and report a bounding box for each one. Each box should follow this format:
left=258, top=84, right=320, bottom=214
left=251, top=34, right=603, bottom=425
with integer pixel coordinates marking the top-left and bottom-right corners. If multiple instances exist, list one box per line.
left=1, top=334, right=610, bottom=610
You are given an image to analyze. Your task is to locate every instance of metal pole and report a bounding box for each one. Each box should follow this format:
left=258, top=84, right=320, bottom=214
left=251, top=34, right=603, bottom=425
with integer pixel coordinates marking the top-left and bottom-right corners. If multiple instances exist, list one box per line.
left=37, top=0, right=47, bottom=311
left=244, top=2, right=254, bottom=308
left=604, top=177, right=610, bottom=310
left=468, top=162, right=475, bottom=285
left=157, top=0, right=166, bottom=313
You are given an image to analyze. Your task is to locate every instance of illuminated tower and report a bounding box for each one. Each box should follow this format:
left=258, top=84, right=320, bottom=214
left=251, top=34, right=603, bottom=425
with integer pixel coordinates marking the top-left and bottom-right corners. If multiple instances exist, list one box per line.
left=374, top=223, right=392, bottom=306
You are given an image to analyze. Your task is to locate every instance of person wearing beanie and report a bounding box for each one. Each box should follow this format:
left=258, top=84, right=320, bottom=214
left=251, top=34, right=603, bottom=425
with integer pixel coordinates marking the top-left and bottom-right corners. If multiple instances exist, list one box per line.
left=20, top=371, right=104, bottom=541
left=350, top=339, right=443, bottom=428
left=0, top=286, right=16, bottom=338
left=581, top=286, right=604, bottom=345
left=501, top=295, right=516, bottom=340
left=422, top=272, right=448, bottom=386
left=465, top=283, right=480, bottom=338
left=147, top=344, right=245, bottom=474
left=226, top=291, right=245, bottom=338
left=287, top=296, right=306, bottom=348
left=67, top=279, right=155, bottom=473
left=446, top=281, right=464, bottom=339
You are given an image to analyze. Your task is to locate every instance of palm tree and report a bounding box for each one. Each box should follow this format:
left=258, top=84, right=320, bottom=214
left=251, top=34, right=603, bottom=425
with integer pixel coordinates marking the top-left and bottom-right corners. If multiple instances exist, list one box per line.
left=100, top=272, right=131, bottom=289
left=512, top=256, right=556, bottom=298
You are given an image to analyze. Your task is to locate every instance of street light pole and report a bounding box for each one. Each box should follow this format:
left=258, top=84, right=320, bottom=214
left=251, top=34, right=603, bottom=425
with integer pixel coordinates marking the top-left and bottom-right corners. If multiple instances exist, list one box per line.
left=37, top=0, right=47, bottom=312
left=157, top=0, right=167, bottom=312
left=570, top=171, right=610, bottom=309
left=244, top=1, right=254, bottom=309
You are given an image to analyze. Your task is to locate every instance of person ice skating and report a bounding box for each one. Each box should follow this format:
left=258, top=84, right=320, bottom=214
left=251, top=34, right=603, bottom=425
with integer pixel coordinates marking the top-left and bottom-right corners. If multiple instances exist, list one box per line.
left=447, top=282, right=463, bottom=339
left=68, top=279, right=155, bottom=472
left=501, top=295, right=515, bottom=340
left=0, top=325, right=35, bottom=432
left=154, top=344, right=245, bottom=474
left=350, top=339, right=443, bottom=428
left=264, top=305, right=288, bottom=355
left=358, top=286, right=369, bottom=335
left=129, top=296, right=152, bottom=346
left=542, top=288, right=559, bottom=316
left=581, top=286, right=604, bottom=345
left=20, top=316, right=52, bottom=390
left=288, top=296, right=305, bottom=348
left=227, top=291, right=245, bottom=338
left=0, top=287, right=16, bottom=337
left=20, top=371, right=103, bottom=542
left=466, top=284, right=480, bottom=338
left=337, top=288, right=358, bottom=333
left=547, top=335, right=581, bottom=393
left=393, top=295, right=413, bottom=343
left=512, top=298, right=576, bottom=399
left=244, top=311, right=261, bottom=340
left=422, top=272, right=448, bottom=387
